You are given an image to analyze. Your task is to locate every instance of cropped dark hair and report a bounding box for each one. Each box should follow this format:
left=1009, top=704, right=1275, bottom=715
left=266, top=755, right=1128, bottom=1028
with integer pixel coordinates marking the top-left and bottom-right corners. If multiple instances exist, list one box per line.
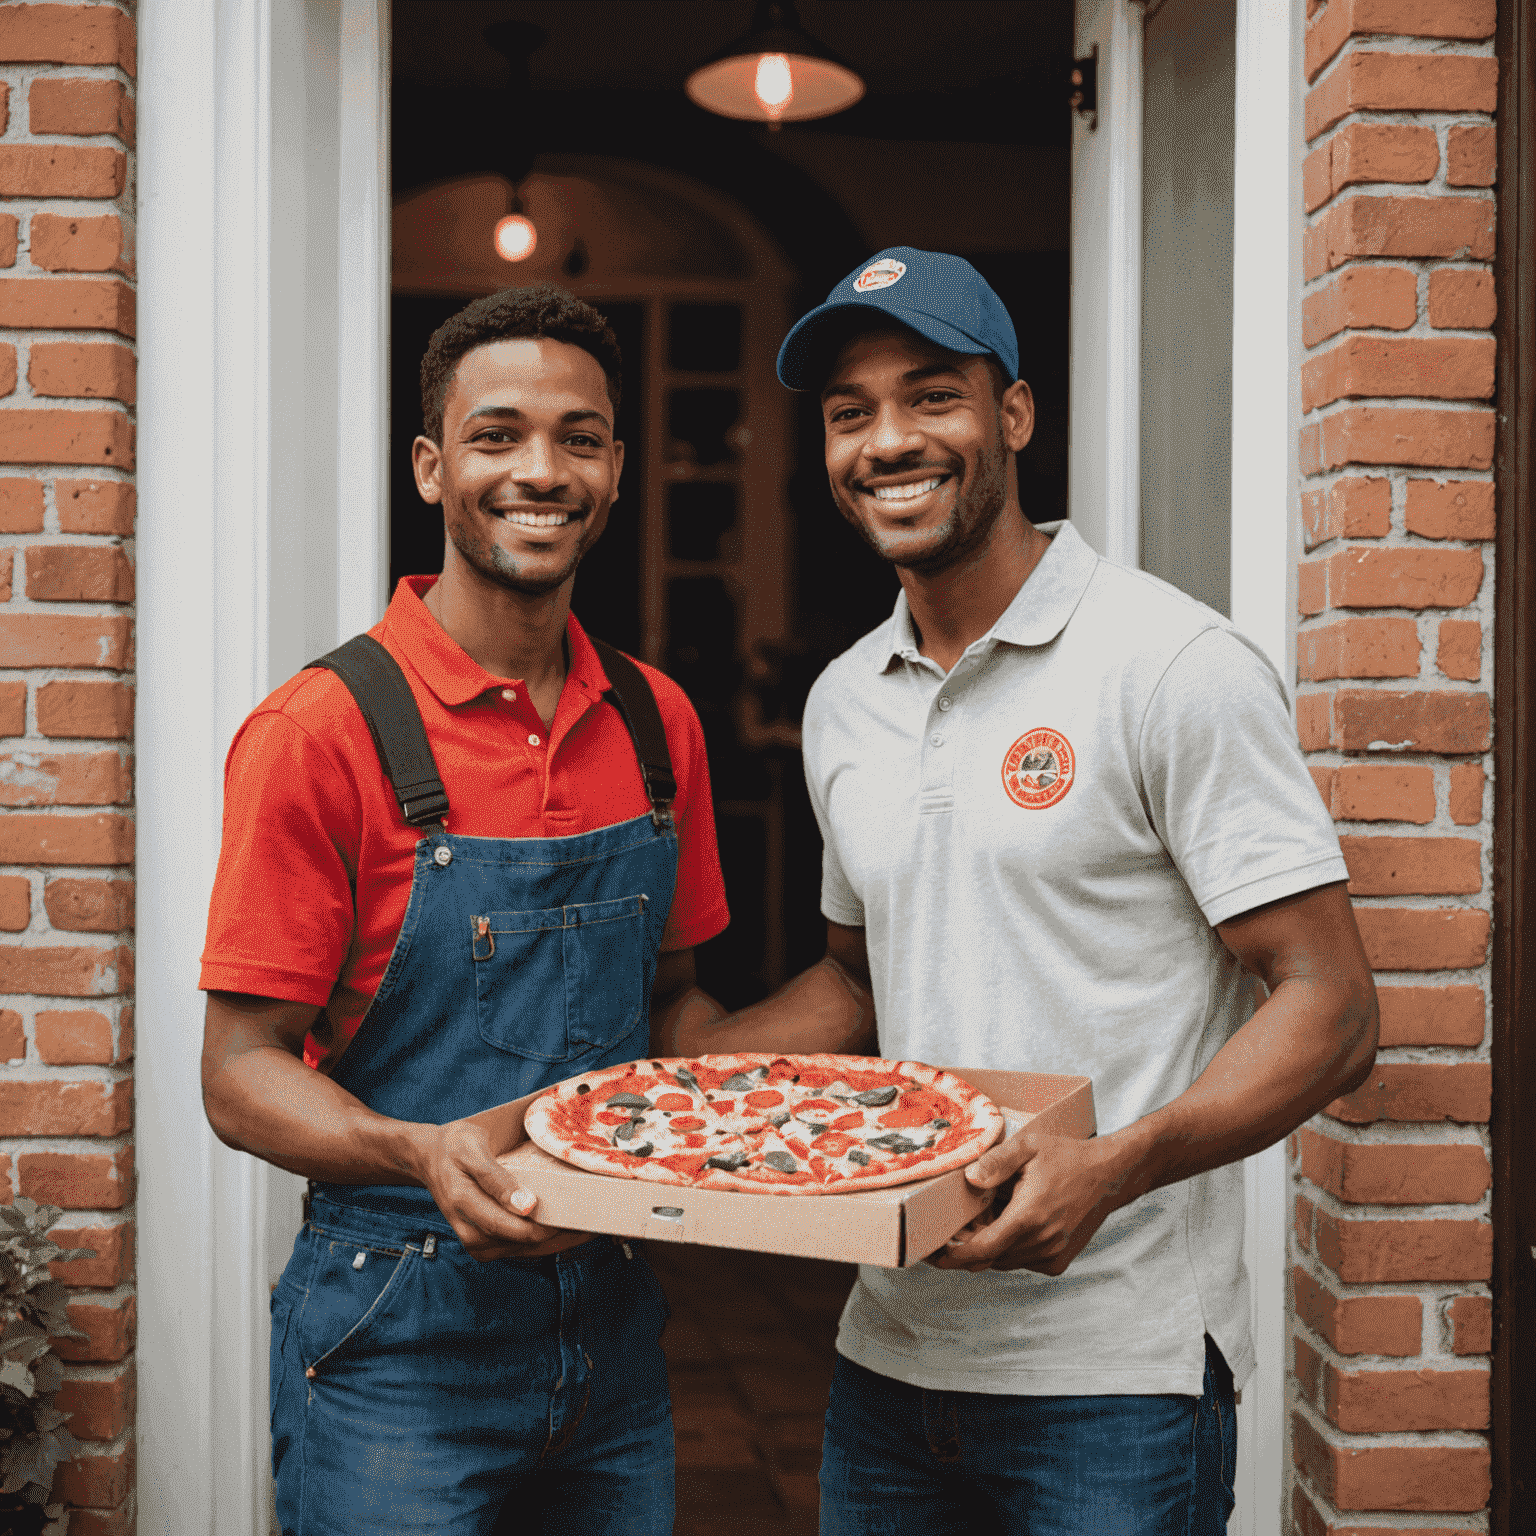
left=419, top=284, right=622, bottom=444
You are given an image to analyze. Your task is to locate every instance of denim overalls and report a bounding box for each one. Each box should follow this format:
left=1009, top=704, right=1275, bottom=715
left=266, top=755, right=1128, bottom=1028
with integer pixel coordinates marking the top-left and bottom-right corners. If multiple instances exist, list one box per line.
left=269, top=643, right=681, bottom=1536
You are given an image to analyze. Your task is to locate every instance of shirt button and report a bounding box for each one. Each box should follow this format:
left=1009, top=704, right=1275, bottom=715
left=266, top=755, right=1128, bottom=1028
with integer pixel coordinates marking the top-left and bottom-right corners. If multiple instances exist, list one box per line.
left=528, top=733, right=541, bottom=747
left=938, top=697, right=952, bottom=712
left=433, top=846, right=453, bottom=867
left=501, top=688, right=517, bottom=702
left=930, top=732, right=944, bottom=747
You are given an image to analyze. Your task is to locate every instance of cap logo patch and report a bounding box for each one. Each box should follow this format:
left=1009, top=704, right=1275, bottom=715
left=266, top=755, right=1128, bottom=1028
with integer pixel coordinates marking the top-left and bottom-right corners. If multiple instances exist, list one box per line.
left=1002, top=728, right=1075, bottom=810
left=853, top=258, right=907, bottom=292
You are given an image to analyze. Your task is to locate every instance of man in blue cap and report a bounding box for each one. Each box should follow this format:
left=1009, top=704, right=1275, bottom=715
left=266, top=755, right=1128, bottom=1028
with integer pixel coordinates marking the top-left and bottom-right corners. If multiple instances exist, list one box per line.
left=673, top=248, right=1378, bottom=1533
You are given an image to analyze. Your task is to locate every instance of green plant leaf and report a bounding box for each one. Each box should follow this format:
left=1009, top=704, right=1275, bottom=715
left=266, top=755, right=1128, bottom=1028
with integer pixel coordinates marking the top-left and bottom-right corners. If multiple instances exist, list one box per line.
left=0, top=1362, right=35, bottom=1399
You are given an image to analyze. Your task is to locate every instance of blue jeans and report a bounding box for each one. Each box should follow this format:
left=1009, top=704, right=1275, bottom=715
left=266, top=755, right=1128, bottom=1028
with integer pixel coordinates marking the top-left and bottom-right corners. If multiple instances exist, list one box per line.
left=270, top=1197, right=674, bottom=1535
left=819, top=1336, right=1237, bottom=1536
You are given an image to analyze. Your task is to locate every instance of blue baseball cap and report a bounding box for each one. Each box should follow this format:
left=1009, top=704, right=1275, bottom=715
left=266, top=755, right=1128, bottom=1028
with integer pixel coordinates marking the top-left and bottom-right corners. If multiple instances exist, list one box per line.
left=776, top=246, right=1019, bottom=391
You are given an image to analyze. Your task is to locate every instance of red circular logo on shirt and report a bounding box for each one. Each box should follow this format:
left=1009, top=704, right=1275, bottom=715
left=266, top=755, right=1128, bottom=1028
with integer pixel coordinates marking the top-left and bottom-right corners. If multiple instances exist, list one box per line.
left=1001, top=728, right=1075, bottom=810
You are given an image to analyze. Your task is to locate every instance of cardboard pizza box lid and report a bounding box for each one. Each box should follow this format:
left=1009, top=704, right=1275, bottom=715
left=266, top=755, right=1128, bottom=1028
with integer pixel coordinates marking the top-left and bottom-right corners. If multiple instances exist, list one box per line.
left=469, top=1066, right=1095, bottom=1269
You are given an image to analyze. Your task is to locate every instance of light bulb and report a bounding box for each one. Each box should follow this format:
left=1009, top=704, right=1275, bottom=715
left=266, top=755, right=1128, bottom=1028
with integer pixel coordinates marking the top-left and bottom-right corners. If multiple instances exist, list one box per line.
left=494, top=214, right=538, bottom=262
left=753, top=53, right=794, bottom=116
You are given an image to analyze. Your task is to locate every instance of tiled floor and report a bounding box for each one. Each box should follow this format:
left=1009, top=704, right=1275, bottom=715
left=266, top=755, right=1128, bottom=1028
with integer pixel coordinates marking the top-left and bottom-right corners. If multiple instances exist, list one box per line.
left=649, top=1242, right=857, bottom=1536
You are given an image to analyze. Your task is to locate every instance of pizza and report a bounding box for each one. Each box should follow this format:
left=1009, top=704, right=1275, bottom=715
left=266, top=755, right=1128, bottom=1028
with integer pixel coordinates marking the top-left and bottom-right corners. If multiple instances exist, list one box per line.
left=517, top=1053, right=1006, bottom=1195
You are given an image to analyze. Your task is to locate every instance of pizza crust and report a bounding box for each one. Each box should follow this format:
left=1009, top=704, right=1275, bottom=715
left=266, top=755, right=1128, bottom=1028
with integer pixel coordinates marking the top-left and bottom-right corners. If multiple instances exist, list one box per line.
left=521, top=1054, right=1007, bottom=1196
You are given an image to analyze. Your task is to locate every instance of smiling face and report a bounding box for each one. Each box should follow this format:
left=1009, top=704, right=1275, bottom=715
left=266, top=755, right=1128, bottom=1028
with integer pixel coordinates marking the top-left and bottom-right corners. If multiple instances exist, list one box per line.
left=820, top=326, right=1034, bottom=575
left=411, top=337, right=624, bottom=599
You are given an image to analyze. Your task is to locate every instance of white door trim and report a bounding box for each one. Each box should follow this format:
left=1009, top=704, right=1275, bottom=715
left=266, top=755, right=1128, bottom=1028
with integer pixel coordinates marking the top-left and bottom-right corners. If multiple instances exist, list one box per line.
left=1229, top=2, right=1302, bottom=1535
left=136, top=2, right=389, bottom=1528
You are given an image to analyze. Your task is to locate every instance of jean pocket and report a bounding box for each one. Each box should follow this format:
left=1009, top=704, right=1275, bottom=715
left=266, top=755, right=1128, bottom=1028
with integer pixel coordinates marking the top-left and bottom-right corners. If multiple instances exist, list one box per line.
left=473, top=895, right=649, bottom=1062
left=296, top=1234, right=416, bottom=1372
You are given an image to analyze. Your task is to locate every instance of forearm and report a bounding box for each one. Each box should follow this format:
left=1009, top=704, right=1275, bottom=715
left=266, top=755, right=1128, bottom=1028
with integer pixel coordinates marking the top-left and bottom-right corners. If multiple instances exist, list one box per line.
left=664, top=955, right=876, bottom=1058
left=203, top=1032, right=432, bottom=1186
left=1108, top=973, right=1377, bottom=1205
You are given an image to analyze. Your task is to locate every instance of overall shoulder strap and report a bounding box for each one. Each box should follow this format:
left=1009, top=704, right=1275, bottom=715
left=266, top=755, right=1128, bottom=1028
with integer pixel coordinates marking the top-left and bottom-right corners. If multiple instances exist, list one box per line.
left=307, top=634, right=450, bottom=828
left=590, top=637, right=677, bottom=831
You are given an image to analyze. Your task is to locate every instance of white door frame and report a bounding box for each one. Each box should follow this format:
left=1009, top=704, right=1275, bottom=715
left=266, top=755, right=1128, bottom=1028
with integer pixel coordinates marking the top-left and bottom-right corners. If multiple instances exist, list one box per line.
left=1070, top=3, right=1298, bottom=1534
left=136, top=2, right=389, bottom=1529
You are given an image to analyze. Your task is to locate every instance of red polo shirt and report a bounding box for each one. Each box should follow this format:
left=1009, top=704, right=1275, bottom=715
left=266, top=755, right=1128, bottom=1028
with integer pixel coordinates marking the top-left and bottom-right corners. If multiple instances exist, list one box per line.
left=200, top=577, right=730, bottom=1070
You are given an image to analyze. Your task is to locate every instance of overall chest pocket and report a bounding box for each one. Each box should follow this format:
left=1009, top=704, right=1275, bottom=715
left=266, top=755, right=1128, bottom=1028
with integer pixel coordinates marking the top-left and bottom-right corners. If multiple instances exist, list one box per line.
left=472, top=894, right=649, bottom=1062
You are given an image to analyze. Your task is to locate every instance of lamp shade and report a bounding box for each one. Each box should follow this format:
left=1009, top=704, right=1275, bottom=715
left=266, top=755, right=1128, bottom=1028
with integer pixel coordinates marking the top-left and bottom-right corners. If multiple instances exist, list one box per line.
left=685, top=1, right=864, bottom=124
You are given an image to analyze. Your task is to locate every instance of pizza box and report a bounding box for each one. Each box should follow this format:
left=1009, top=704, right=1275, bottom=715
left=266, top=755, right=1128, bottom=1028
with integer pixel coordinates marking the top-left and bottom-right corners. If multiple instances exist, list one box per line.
left=470, top=1067, right=1095, bottom=1269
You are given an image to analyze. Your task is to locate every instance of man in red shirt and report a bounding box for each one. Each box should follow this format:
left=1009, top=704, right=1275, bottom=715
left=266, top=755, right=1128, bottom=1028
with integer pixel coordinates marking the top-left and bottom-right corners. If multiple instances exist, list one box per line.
left=201, top=286, right=729, bottom=1535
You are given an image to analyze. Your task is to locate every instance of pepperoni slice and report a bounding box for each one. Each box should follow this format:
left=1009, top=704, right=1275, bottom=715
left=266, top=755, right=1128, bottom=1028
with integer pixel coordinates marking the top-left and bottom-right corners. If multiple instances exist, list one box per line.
left=654, top=1093, right=693, bottom=1112
left=796, top=1098, right=841, bottom=1117
left=596, top=1111, right=632, bottom=1126
left=831, top=1111, right=865, bottom=1131
left=670, top=1116, right=706, bottom=1132
left=683, top=1133, right=707, bottom=1149
left=811, top=1132, right=857, bottom=1156
left=712, top=1098, right=734, bottom=1114
left=783, top=1136, right=812, bottom=1160
left=878, top=1106, right=932, bottom=1129
left=745, top=1089, right=785, bottom=1108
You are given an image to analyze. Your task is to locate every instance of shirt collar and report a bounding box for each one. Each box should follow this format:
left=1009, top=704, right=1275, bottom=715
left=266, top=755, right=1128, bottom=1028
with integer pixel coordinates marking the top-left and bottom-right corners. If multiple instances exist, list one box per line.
left=381, top=576, right=612, bottom=705
left=877, top=520, right=1099, bottom=671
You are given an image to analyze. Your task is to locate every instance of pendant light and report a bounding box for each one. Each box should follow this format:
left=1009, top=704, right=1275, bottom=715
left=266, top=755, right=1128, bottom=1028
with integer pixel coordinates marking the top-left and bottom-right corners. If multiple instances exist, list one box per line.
left=495, top=189, right=538, bottom=262
left=685, top=0, right=864, bottom=128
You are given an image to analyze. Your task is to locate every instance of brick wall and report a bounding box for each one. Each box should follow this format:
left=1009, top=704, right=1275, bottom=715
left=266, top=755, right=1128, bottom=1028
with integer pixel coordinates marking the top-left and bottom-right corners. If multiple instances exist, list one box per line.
left=0, top=4, right=137, bottom=1533
left=1294, top=1, right=1497, bottom=1531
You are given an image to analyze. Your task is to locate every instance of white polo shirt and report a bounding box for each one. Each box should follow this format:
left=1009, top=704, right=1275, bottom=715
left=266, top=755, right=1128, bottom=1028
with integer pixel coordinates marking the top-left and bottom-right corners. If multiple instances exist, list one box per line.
left=802, top=520, right=1347, bottom=1397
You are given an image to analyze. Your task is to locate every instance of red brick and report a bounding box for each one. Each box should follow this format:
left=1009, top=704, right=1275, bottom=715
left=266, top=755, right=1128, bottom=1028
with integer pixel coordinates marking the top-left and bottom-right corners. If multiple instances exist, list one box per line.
left=1446, top=123, right=1496, bottom=187
left=0, top=750, right=131, bottom=807
left=1305, top=196, right=1495, bottom=280
left=1293, top=1484, right=1473, bottom=1536
left=1428, top=269, right=1496, bottom=330
left=50, top=1438, right=133, bottom=1509
left=1326, top=1060, right=1490, bottom=1123
left=0, top=943, right=132, bottom=997
left=0, top=5, right=137, bottom=74
left=1331, top=689, right=1490, bottom=752
left=35, top=1008, right=113, bottom=1064
left=56, top=478, right=134, bottom=534
left=1298, top=618, right=1419, bottom=680
left=1300, top=475, right=1392, bottom=549
left=51, top=1293, right=134, bottom=1366
left=1308, top=122, right=1439, bottom=213
left=28, top=213, right=129, bottom=275
left=0, top=615, right=133, bottom=670
left=0, top=812, right=133, bottom=865
left=1315, top=1209, right=1492, bottom=1283
left=0, top=681, right=25, bottom=737
left=1297, top=691, right=1332, bottom=750
left=1302, top=334, right=1494, bottom=412
left=25, top=544, right=134, bottom=602
left=0, top=277, right=134, bottom=337
left=0, top=1007, right=24, bottom=1060
left=48, top=1221, right=131, bottom=1288
left=1294, top=1409, right=1489, bottom=1512
left=1296, top=1124, right=1490, bottom=1203
left=1309, top=766, right=1335, bottom=808
left=0, top=875, right=30, bottom=932
left=1305, top=0, right=1497, bottom=81
left=0, top=547, right=11, bottom=600
left=1292, top=1265, right=1422, bottom=1355
left=0, top=341, right=15, bottom=398
left=1331, top=763, right=1434, bottom=822
left=16, top=1145, right=133, bottom=1209
left=28, top=341, right=135, bottom=405
left=1328, top=545, right=1484, bottom=607
left=1448, top=762, right=1484, bottom=825
left=55, top=1362, right=134, bottom=1441
left=0, top=477, right=45, bottom=532
left=0, top=1079, right=130, bottom=1136
left=1404, top=478, right=1495, bottom=539
left=1306, top=54, right=1498, bottom=141
left=43, top=877, right=133, bottom=931
left=1339, top=834, right=1481, bottom=895
left=116, top=1003, right=131, bottom=1062
left=0, top=143, right=124, bottom=200
left=1304, top=406, right=1494, bottom=472
left=66, top=1507, right=134, bottom=1536
left=1299, top=560, right=1328, bottom=616
left=1436, top=619, right=1480, bottom=681
left=1354, top=906, right=1490, bottom=970
left=1327, top=1360, right=1488, bottom=1432
left=1377, top=984, right=1484, bottom=1045
left=1294, top=1333, right=1323, bottom=1402
left=1445, top=1294, right=1491, bottom=1355
left=36, top=680, right=134, bottom=738
left=1296, top=1189, right=1317, bottom=1252
left=0, top=211, right=15, bottom=266
left=27, top=77, right=134, bottom=144
left=0, top=408, right=132, bottom=469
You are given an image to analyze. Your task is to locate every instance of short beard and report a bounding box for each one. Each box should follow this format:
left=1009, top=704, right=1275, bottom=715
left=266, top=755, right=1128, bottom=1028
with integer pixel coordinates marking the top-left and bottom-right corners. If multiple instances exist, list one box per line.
left=444, top=497, right=593, bottom=597
left=844, top=432, right=1011, bottom=577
